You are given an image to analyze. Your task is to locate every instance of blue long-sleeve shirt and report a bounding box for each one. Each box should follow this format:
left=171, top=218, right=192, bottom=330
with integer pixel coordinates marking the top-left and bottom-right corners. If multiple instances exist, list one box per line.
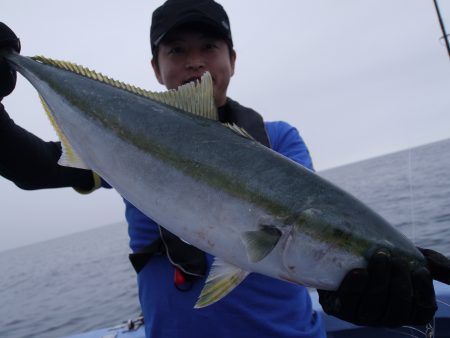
left=125, top=120, right=325, bottom=338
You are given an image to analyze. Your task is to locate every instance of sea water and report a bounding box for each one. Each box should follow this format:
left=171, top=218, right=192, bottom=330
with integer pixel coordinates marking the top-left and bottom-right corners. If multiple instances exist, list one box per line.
left=0, top=139, right=449, bottom=338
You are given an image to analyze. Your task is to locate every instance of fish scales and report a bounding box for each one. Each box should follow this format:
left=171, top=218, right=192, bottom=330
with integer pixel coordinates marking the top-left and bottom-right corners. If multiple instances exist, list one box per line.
left=3, top=51, right=426, bottom=307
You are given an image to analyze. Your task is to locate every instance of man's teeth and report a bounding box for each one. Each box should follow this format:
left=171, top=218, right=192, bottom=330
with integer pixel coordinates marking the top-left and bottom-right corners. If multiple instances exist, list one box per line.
left=183, top=77, right=201, bottom=85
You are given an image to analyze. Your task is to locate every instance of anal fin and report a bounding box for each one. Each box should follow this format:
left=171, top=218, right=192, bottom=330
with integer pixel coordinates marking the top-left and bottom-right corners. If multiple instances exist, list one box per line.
left=195, top=258, right=249, bottom=308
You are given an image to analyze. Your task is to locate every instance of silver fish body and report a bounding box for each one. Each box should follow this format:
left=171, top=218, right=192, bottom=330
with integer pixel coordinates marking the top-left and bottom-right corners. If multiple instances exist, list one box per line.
left=3, top=51, right=425, bottom=307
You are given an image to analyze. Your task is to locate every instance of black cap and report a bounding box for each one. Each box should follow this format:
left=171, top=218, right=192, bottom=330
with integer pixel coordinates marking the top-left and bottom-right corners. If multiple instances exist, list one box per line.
left=150, top=0, right=232, bottom=56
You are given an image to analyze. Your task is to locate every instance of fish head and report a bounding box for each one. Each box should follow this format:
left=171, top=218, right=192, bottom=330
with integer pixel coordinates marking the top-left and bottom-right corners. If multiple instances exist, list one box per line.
left=280, top=207, right=427, bottom=290
left=278, top=208, right=369, bottom=289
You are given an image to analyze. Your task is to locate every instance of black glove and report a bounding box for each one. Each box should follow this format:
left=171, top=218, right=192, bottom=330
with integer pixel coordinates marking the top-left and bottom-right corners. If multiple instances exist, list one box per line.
left=0, top=22, right=21, bottom=99
left=317, top=247, right=450, bottom=328
left=418, top=247, right=450, bottom=284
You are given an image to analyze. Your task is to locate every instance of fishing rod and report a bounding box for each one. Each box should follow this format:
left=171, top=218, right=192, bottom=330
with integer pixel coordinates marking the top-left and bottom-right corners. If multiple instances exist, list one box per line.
left=433, top=0, right=450, bottom=59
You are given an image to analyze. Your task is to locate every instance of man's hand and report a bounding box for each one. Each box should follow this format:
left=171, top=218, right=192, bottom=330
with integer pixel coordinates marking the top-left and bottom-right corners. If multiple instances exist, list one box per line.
left=0, top=22, right=21, bottom=99
left=419, top=247, right=450, bottom=285
left=318, top=247, right=450, bottom=328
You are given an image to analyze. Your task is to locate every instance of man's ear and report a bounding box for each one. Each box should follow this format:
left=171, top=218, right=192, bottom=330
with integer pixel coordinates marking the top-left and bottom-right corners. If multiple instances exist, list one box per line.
left=230, top=49, right=236, bottom=77
left=151, top=58, right=164, bottom=85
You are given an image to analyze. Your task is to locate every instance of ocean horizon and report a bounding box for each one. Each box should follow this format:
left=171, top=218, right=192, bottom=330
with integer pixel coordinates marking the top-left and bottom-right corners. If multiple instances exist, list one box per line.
left=1, top=137, right=449, bottom=338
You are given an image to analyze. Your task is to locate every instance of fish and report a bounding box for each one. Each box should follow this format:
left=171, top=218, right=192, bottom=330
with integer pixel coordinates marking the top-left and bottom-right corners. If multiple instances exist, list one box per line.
left=1, top=50, right=426, bottom=308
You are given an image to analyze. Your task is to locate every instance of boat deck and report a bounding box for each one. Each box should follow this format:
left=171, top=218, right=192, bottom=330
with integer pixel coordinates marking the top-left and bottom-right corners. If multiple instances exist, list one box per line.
left=65, top=281, right=450, bottom=338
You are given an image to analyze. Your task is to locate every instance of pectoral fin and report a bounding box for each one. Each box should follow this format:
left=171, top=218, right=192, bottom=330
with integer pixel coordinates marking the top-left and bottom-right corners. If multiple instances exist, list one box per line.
left=195, top=258, right=249, bottom=308
left=242, top=226, right=282, bottom=263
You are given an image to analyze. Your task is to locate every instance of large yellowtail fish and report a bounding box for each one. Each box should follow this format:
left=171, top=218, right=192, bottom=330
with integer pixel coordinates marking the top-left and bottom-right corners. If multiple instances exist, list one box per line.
left=1, top=50, right=426, bottom=308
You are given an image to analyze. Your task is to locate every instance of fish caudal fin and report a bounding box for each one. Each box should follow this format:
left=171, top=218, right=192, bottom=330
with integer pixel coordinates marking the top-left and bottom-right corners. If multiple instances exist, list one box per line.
left=39, top=96, right=90, bottom=169
left=31, top=55, right=219, bottom=169
left=242, top=226, right=282, bottom=263
left=195, top=258, right=249, bottom=308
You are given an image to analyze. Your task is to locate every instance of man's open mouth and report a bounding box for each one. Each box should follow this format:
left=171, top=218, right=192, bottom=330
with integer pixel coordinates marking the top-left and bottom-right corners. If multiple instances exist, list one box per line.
left=181, top=76, right=202, bottom=85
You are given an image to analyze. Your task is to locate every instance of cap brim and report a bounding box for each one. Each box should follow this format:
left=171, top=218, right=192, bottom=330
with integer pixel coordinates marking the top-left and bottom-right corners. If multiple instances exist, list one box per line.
left=153, top=13, right=229, bottom=47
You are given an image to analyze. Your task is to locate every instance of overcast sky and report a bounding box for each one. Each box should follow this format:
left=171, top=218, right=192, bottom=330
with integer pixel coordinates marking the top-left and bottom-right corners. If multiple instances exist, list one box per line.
left=1, top=0, right=449, bottom=252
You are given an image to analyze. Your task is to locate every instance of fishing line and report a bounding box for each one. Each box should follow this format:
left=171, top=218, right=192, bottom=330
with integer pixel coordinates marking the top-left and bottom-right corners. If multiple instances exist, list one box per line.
left=382, top=4, right=447, bottom=337
left=399, top=4, right=450, bottom=336
left=408, top=149, right=416, bottom=245
left=404, top=150, right=436, bottom=338
left=387, top=326, right=429, bottom=338
left=391, top=318, right=435, bottom=338
left=437, top=299, right=450, bottom=308
left=425, top=319, right=435, bottom=338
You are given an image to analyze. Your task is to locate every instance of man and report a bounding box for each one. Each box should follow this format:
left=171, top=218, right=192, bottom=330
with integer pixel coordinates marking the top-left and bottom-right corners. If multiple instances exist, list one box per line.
left=0, top=1, right=447, bottom=337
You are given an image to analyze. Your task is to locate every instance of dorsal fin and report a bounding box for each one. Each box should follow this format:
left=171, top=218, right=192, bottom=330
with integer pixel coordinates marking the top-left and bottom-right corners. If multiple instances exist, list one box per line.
left=31, top=55, right=218, bottom=120
left=223, top=123, right=256, bottom=141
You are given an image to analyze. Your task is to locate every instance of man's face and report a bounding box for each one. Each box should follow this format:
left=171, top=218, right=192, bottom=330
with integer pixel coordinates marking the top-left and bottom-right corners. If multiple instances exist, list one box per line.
left=152, top=27, right=236, bottom=107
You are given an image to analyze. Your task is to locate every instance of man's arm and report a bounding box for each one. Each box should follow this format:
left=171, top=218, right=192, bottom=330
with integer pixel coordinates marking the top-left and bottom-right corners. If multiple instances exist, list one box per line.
left=265, top=121, right=314, bottom=171
left=0, top=22, right=96, bottom=192
left=0, top=104, right=96, bottom=191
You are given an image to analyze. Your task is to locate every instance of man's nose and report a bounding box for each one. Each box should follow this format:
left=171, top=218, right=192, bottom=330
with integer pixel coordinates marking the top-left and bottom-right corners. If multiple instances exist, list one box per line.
left=186, top=51, right=206, bottom=70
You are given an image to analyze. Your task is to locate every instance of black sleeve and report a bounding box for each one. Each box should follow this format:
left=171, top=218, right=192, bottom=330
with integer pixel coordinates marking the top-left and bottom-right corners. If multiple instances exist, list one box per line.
left=0, top=103, right=94, bottom=190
